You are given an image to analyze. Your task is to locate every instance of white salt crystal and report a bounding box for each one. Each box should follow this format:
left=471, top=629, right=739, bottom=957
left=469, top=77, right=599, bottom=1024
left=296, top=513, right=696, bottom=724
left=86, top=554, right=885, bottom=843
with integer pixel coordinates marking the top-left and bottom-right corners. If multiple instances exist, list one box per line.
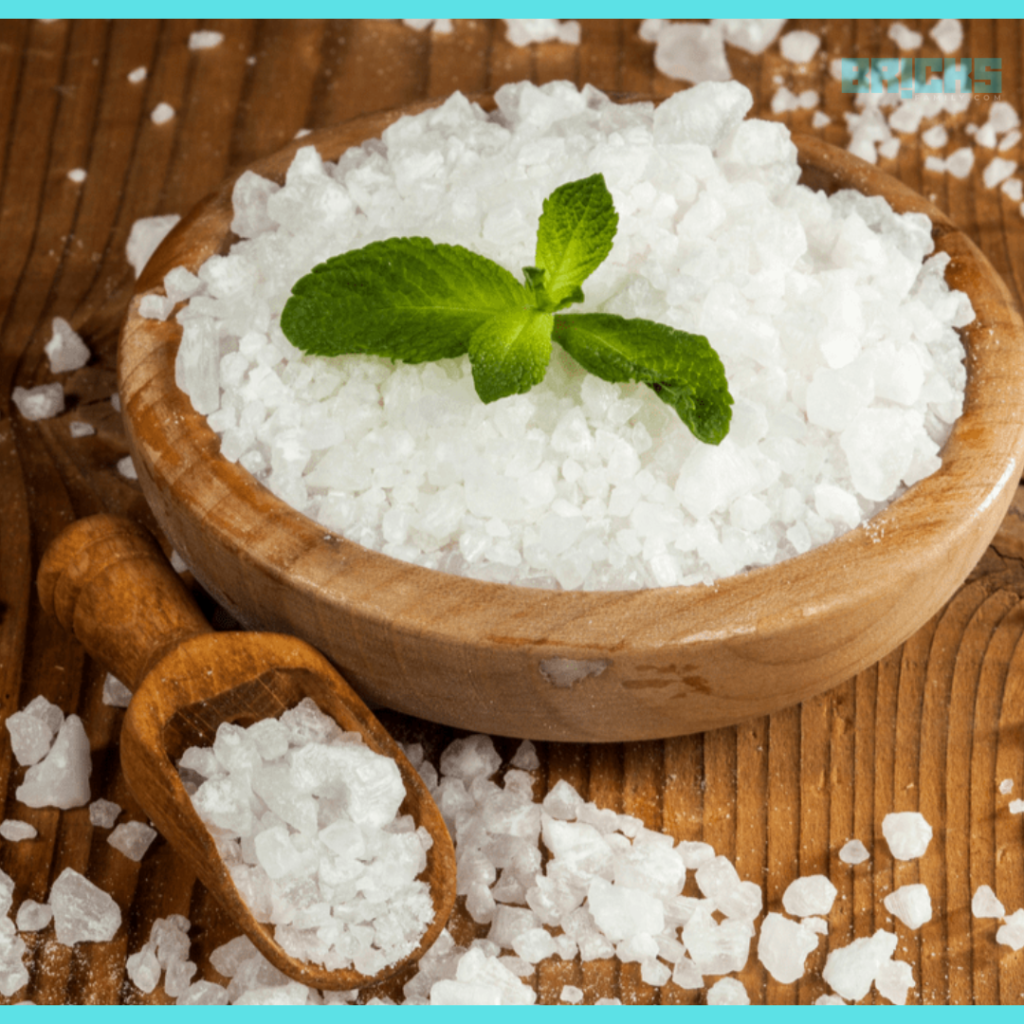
left=509, top=740, right=539, bottom=771
left=707, top=977, right=749, bottom=1005
left=839, top=839, right=870, bottom=864
left=189, top=30, right=224, bottom=50
left=779, top=29, right=820, bottom=64
left=127, top=66, right=147, bottom=83
left=757, top=912, right=819, bottom=983
left=5, top=699, right=62, bottom=766
left=638, top=19, right=668, bottom=44
left=110, top=393, right=121, bottom=412
left=875, top=957, right=915, bottom=1004
left=127, top=944, right=161, bottom=993
left=822, top=929, right=897, bottom=1001
left=15, top=714, right=91, bottom=809
left=164, top=265, right=202, bottom=302
left=1010, top=799, right=1024, bottom=814
left=108, top=821, right=158, bottom=861
left=878, top=137, right=900, bottom=160
left=560, top=984, right=583, bottom=1004
left=929, top=18, right=963, bottom=54
left=178, top=980, right=230, bottom=1004
left=999, top=129, right=1022, bottom=152
left=1002, top=179, right=1024, bottom=203
left=12, top=383, right=64, bottom=421
left=654, top=22, right=731, bottom=83
left=710, top=18, right=786, bottom=55
left=695, top=855, right=762, bottom=919
left=816, top=994, right=847, bottom=1005
left=976, top=123, right=998, bottom=149
left=169, top=549, right=189, bottom=573
left=676, top=840, right=715, bottom=870
left=440, top=734, right=501, bottom=782
left=782, top=874, right=838, bottom=917
left=671, top=954, right=704, bottom=989
left=922, top=125, right=948, bottom=148
left=881, top=811, right=933, bottom=860
left=126, top=213, right=181, bottom=277
left=653, top=80, right=753, bottom=150
left=541, top=779, right=583, bottom=821
left=997, top=909, right=1024, bottom=951
left=50, top=868, right=121, bottom=945
left=682, top=904, right=754, bottom=975
left=587, top=877, right=664, bottom=940
left=210, top=935, right=258, bottom=977
left=812, top=111, right=831, bottom=130
left=884, top=883, right=932, bottom=929
left=117, top=455, right=138, bottom=480
left=987, top=101, right=1020, bottom=135
left=0, top=821, right=37, bottom=842
left=151, top=102, right=175, bottom=125
left=888, top=23, right=923, bottom=50
left=138, top=293, right=175, bottom=321
left=102, top=672, right=133, bottom=708
left=924, top=155, right=946, bottom=174
left=999, top=779, right=1014, bottom=795
left=983, top=158, right=1017, bottom=190
left=503, top=19, right=579, bottom=47
left=89, top=799, right=122, bottom=828
left=972, top=884, right=1005, bottom=918
left=945, top=147, right=975, bottom=179
left=67, top=167, right=86, bottom=183
left=15, top=900, right=52, bottom=932
left=69, top=420, right=95, bottom=438
left=165, top=958, right=198, bottom=997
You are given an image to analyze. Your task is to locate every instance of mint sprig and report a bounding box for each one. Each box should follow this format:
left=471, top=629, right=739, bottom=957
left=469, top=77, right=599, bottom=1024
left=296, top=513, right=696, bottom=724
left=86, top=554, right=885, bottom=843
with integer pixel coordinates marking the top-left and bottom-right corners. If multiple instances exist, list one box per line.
left=281, top=173, right=733, bottom=444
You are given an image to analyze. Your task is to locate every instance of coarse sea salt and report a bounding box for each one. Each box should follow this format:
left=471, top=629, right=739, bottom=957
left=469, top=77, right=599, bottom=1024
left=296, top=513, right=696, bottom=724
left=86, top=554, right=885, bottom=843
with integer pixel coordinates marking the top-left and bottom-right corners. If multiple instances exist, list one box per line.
left=173, top=81, right=971, bottom=593
left=12, top=383, right=64, bottom=421
left=0, top=821, right=37, bottom=842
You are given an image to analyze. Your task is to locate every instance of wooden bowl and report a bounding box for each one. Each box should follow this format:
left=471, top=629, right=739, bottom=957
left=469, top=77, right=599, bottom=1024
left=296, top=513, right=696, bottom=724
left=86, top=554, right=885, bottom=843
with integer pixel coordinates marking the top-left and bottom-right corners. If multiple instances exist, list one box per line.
left=119, top=96, right=1024, bottom=743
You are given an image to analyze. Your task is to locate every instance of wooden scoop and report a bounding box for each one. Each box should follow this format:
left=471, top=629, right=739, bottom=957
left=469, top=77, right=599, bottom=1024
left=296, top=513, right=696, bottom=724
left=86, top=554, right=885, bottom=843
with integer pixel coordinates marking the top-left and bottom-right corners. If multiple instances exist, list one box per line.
left=37, top=513, right=456, bottom=992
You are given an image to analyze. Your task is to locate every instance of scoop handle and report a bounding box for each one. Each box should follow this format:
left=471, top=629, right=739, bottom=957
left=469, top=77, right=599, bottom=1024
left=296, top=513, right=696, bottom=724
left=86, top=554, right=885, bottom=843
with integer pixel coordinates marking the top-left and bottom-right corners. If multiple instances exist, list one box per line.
left=37, top=513, right=211, bottom=692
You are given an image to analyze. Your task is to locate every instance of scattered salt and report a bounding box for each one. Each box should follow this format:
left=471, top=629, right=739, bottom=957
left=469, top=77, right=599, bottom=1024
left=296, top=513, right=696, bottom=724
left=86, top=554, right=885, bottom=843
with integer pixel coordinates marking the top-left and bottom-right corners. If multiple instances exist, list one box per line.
left=151, top=102, right=175, bottom=125
left=929, top=18, right=963, bottom=55
left=782, top=874, right=838, bottom=917
left=139, top=293, right=176, bottom=321
left=102, top=672, right=133, bottom=708
left=996, top=909, right=1024, bottom=951
left=875, top=956, right=915, bottom=1005
left=710, top=18, right=786, bottom=55
left=559, top=984, right=583, bottom=1003
left=108, top=821, right=158, bottom=861
left=839, top=838, right=870, bottom=865
left=0, top=821, right=37, bottom=842
left=69, top=420, right=95, bottom=438
left=654, top=22, right=731, bottom=83
left=15, top=714, right=91, bottom=809
left=117, top=455, right=138, bottom=480
left=811, top=111, right=831, bottom=130
left=402, top=19, right=453, bottom=36
left=822, top=929, right=897, bottom=1001
left=89, top=798, right=122, bottom=828
left=1002, top=179, right=1023, bottom=203
left=503, top=20, right=579, bottom=47
left=945, top=148, right=975, bottom=179
left=779, top=30, right=820, bottom=64
left=757, top=912, right=819, bottom=982
left=986, top=101, right=1020, bottom=135
left=707, top=976, right=749, bottom=1005
left=50, top=868, right=122, bottom=945
left=127, top=66, right=147, bottom=84
left=881, top=812, right=932, bottom=860
left=126, top=213, right=181, bottom=278
left=110, top=393, right=121, bottom=412
left=922, top=125, right=948, bottom=149
left=999, top=129, right=1022, bottom=152
left=983, top=157, right=1017, bottom=190
left=884, top=883, right=933, bottom=929
left=67, top=167, right=87, bottom=183
left=972, top=885, right=1005, bottom=918
left=510, top=740, right=539, bottom=771
left=5, top=696, right=63, bottom=766
left=999, top=779, right=1014, bottom=795
left=1010, top=799, right=1024, bottom=815
left=189, top=30, right=224, bottom=50
left=15, top=900, right=52, bottom=932
left=12, top=383, right=64, bottom=421
left=887, top=23, right=923, bottom=50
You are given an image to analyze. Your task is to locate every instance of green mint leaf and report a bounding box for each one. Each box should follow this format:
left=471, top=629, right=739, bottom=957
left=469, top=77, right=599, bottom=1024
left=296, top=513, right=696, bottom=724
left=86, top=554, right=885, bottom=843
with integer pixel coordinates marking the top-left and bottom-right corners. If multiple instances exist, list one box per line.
left=552, top=313, right=733, bottom=445
left=468, top=308, right=554, bottom=403
left=534, top=173, right=618, bottom=308
left=281, top=237, right=530, bottom=362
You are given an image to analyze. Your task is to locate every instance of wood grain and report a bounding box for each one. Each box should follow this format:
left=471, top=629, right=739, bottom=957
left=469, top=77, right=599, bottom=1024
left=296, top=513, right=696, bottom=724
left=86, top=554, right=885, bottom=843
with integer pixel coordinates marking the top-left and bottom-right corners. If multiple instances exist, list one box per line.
left=2, top=18, right=1024, bottom=1004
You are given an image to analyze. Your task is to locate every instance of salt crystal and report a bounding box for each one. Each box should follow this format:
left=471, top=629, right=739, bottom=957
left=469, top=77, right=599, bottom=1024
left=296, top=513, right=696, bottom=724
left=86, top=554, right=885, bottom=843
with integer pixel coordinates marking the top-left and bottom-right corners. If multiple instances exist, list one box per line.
left=707, top=977, right=749, bottom=1005
left=69, top=421, right=95, bottom=438
left=999, top=779, right=1014, bottom=795
left=0, top=821, right=37, bottom=842
left=108, top=821, right=158, bottom=861
left=654, top=80, right=753, bottom=150
left=126, top=213, right=181, bottom=277
left=840, top=839, right=870, bottom=865
left=127, top=65, right=147, bottom=83
left=983, top=158, right=1017, bottom=190
left=888, top=23, right=923, bottom=50
left=439, top=734, right=501, bottom=782
left=695, top=855, right=762, bottom=919
left=757, top=912, right=819, bottom=983
left=875, top=957, right=915, bottom=1004
left=1002, top=179, right=1024, bottom=203
left=654, top=22, right=731, bottom=84
left=945, top=147, right=974, bottom=179
left=997, top=909, right=1024, bottom=951
left=878, top=137, right=900, bottom=160
left=89, top=798, right=122, bottom=828
left=782, top=874, right=838, bottom=917
left=884, top=883, right=932, bottom=929
left=15, top=900, right=52, bottom=932
left=50, top=868, right=121, bottom=945
left=1010, top=799, right=1024, bottom=815
left=102, top=672, right=133, bottom=707
left=929, top=18, right=963, bottom=55
left=881, top=811, right=932, bottom=860
left=637, top=19, right=668, bottom=44
left=67, top=167, right=87, bottom=183
left=779, top=29, right=820, bottom=64
left=110, top=393, right=121, bottom=412
left=671, top=954, right=704, bottom=989
left=821, top=929, right=897, bottom=1001
left=924, top=155, right=946, bottom=174
left=5, top=698, right=62, bottom=766
left=971, top=884, right=1005, bottom=918
left=986, top=101, right=1020, bottom=135
left=710, top=18, right=786, bottom=55
left=676, top=840, right=715, bottom=870
left=559, top=984, right=583, bottom=1004
left=976, top=123, right=998, bottom=149
left=816, top=994, right=847, bottom=1005
left=164, top=265, right=202, bottom=302
left=139, top=293, right=175, bottom=321
left=509, top=740, right=539, bottom=771
left=165, top=958, right=198, bottom=997
left=117, top=455, right=138, bottom=480
left=15, top=714, right=91, bottom=809
left=922, top=125, right=948, bottom=148
left=126, top=943, right=162, bottom=993
left=151, top=102, right=175, bottom=125
left=12, top=383, right=65, bottom=421
left=189, top=30, right=224, bottom=50
left=999, top=129, right=1022, bottom=152
left=812, top=111, right=831, bottom=130
left=178, top=980, right=231, bottom=1004
left=503, top=19, right=579, bottom=47
left=541, top=779, right=583, bottom=821
left=587, top=877, right=664, bottom=940
left=682, top=904, right=754, bottom=975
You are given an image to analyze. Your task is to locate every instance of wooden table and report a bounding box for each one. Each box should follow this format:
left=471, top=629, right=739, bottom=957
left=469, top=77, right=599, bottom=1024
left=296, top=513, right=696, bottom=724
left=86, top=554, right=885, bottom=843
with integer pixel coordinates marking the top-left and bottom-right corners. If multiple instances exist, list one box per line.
left=2, top=18, right=1023, bottom=1005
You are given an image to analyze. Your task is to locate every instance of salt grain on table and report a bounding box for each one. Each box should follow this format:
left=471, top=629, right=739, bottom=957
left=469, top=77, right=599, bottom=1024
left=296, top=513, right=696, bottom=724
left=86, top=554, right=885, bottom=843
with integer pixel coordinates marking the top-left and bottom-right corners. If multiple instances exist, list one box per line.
left=0, top=821, right=38, bottom=842
left=67, top=167, right=87, bottom=184
left=127, top=65, right=147, bottom=83
left=779, top=29, right=820, bottom=64
left=12, top=382, right=64, bottom=421
left=139, top=293, right=176, bottom=321
left=108, top=821, right=158, bottom=861
left=821, top=928, right=898, bottom=1001
left=15, top=900, right=52, bottom=933
left=710, top=18, right=786, bottom=56
left=503, top=19, right=579, bottom=47
left=126, top=213, right=181, bottom=278
left=4, top=695, right=63, bottom=766
left=997, top=910, right=1024, bottom=951
left=15, top=714, right=91, bottom=809
left=102, top=672, right=133, bottom=708
left=782, top=874, right=838, bottom=917
left=887, top=23, right=923, bottom=50
left=69, top=420, right=96, bottom=438
left=89, top=798, right=122, bottom=828
left=117, top=455, right=138, bottom=480
left=707, top=976, right=750, bottom=1005
left=50, top=868, right=121, bottom=945
left=929, top=18, right=963, bottom=55
left=972, top=884, right=1005, bottom=918
left=151, top=102, right=175, bottom=125
left=839, top=838, right=870, bottom=865
left=653, top=22, right=731, bottom=83
left=559, top=983, right=583, bottom=1003
left=884, top=883, right=933, bottom=929
left=1010, top=799, right=1024, bottom=815
left=881, top=811, right=933, bottom=860
left=188, top=30, right=224, bottom=50
left=757, top=913, right=819, bottom=983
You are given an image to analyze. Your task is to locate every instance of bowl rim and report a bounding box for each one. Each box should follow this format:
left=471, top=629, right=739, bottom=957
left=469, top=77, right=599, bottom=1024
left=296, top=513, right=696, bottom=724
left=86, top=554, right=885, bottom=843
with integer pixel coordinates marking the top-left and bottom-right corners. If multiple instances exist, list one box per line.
left=118, top=92, right=1024, bottom=686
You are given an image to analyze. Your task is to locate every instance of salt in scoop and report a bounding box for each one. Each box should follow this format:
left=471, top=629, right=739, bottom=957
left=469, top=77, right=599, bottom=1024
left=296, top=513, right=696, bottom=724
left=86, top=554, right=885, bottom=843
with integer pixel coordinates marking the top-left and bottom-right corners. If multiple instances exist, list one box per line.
left=37, top=513, right=456, bottom=991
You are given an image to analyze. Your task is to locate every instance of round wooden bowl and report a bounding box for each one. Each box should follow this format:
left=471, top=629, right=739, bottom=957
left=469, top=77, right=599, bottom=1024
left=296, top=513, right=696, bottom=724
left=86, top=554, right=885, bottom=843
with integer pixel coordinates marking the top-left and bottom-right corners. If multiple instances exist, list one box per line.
left=119, top=96, right=1024, bottom=743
